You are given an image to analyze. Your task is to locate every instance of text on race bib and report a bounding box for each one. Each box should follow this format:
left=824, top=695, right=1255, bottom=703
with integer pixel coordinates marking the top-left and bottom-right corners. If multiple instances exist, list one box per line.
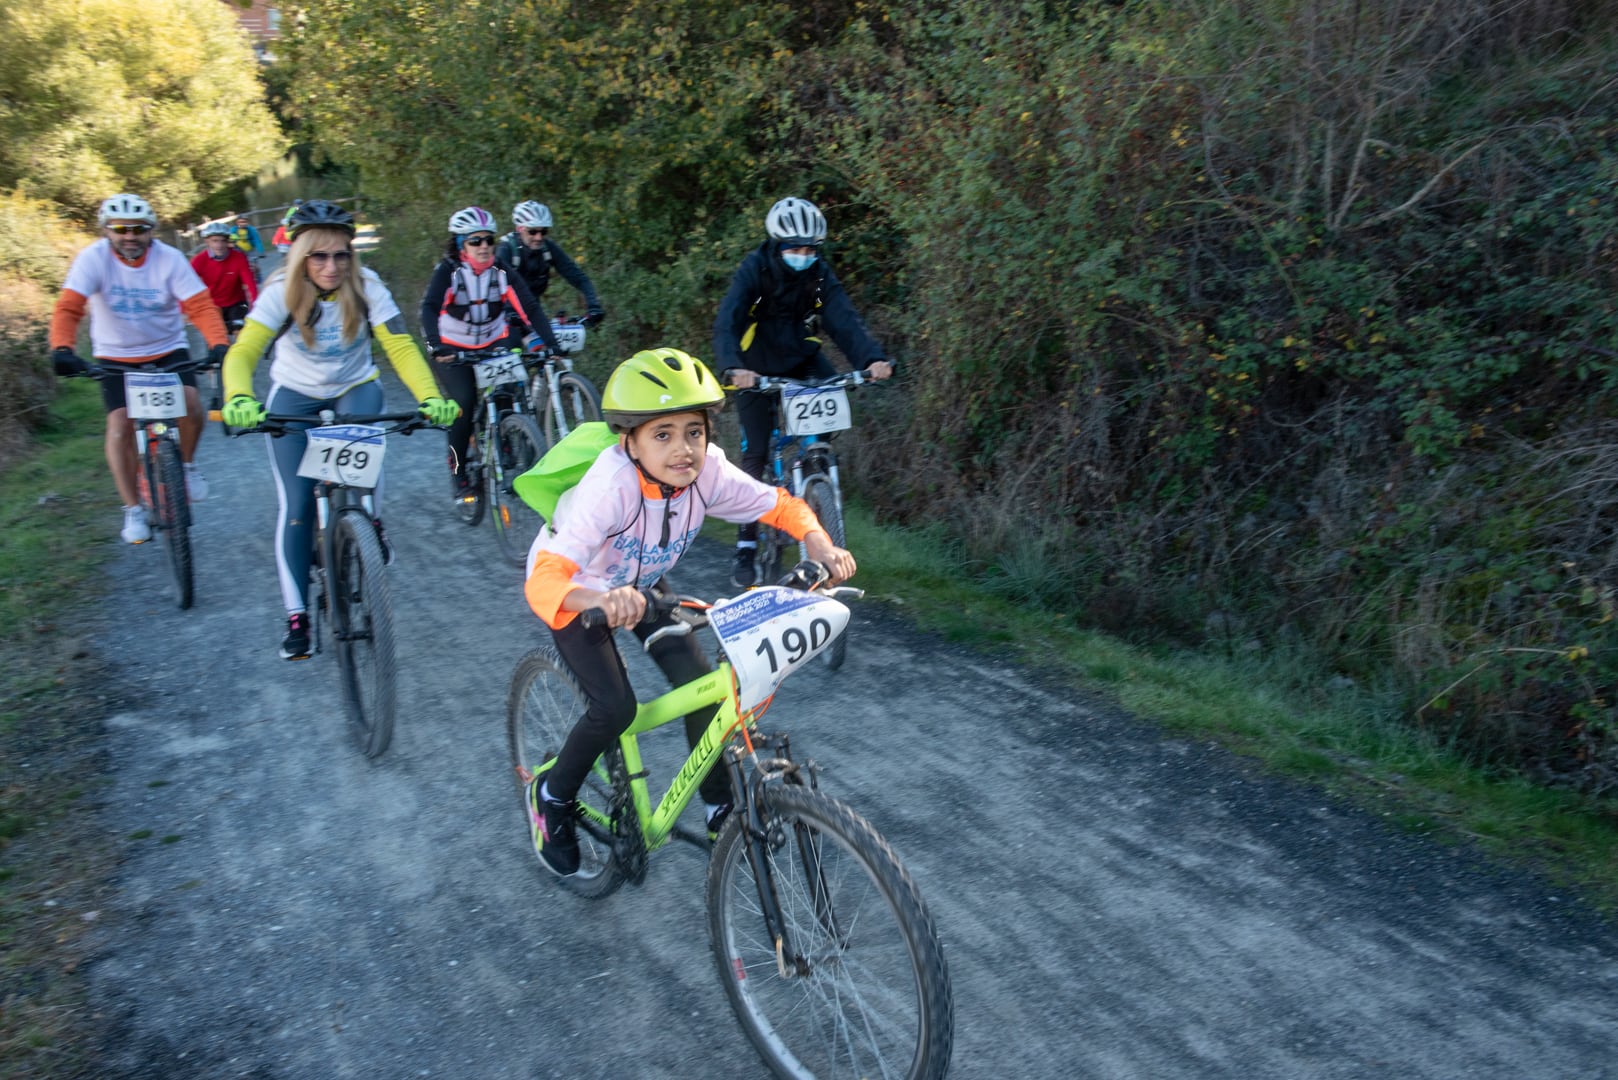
left=781, top=386, right=851, bottom=436
left=124, top=372, right=187, bottom=420
left=474, top=352, right=527, bottom=390
left=709, top=587, right=850, bottom=714
left=551, top=322, right=587, bottom=354
left=296, top=424, right=387, bottom=488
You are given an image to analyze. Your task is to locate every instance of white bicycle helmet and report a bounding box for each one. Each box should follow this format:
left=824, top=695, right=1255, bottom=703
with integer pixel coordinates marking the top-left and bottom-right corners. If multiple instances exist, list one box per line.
left=98, top=193, right=156, bottom=227
left=448, top=206, right=498, bottom=235
left=764, top=197, right=827, bottom=246
left=201, top=221, right=234, bottom=238
left=512, top=201, right=553, bottom=229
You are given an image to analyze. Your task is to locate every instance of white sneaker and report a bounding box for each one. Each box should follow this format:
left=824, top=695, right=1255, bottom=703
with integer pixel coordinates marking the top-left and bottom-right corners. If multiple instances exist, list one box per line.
left=121, top=505, right=151, bottom=544
left=184, top=463, right=209, bottom=502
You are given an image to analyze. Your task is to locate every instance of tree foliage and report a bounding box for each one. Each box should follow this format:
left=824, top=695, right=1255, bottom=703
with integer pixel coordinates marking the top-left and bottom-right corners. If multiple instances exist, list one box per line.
left=0, top=0, right=285, bottom=221
left=284, top=0, right=1618, bottom=793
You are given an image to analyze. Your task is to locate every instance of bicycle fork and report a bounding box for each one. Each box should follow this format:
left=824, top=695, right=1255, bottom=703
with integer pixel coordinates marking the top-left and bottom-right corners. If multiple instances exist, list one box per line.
left=723, top=737, right=844, bottom=979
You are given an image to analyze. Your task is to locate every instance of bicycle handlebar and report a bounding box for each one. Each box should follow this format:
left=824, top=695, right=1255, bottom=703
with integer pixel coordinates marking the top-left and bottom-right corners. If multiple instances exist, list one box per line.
left=68, top=356, right=210, bottom=381
left=740, top=370, right=872, bottom=394
left=577, top=560, right=859, bottom=631
left=231, top=411, right=440, bottom=438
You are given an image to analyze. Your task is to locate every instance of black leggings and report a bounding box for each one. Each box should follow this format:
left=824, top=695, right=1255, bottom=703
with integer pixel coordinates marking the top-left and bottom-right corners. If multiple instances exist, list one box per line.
left=545, top=604, right=731, bottom=808
left=733, top=352, right=836, bottom=542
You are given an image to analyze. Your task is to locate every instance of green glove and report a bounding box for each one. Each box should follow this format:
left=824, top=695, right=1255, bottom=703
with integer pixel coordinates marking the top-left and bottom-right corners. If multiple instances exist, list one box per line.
left=419, top=396, right=461, bottom=426
left=222, top=394, right=266, bottom=429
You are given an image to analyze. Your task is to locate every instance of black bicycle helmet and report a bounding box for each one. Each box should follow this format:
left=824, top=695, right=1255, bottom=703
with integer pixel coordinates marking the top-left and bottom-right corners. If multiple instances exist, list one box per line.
left=287, top=200, right=356, bottom=238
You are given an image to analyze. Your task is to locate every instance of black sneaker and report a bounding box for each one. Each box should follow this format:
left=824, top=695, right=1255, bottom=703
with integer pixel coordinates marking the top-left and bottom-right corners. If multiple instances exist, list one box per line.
left=279, top=613, right=312, bottom=660
left=526, top=777, right=580, bottom=877
left=730, top=547, right=757, bottom=589
left=373, top=518, right=395, bottom=566
left=705, top=802, right=734, bottom=844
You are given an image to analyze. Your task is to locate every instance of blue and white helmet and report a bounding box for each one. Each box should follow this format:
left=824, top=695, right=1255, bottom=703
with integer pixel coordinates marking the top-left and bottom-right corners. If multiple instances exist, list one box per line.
left=98, top=193, right=156, bottom=227
left=201, top=221, right=234, bottom=238
left=512, top=201, right=553, bottom=229
left=764, top=197, right=826, bottom=246
left=449, top=206, right=498, bottom=235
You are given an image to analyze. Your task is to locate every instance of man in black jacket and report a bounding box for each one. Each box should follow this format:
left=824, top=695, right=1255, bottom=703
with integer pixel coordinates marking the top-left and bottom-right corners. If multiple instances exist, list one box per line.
left=712, top=196, right=894, bottom=588
left=495, top=200, right=605, bottom=328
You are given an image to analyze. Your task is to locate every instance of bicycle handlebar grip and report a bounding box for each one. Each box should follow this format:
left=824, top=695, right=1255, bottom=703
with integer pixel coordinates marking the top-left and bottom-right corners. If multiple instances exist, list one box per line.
left=578, top=588, right=679, bottom=630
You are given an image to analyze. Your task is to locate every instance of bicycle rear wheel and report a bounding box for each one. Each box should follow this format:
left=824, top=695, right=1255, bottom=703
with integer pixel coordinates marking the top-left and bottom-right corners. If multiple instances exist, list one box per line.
left=489, top=411, right=547, bottom=569
left=708, top=786, right=953, bottom=1080
left=151, top=437, right=194, bottom=610
left=799, top=474, right=846, bottom=669
left=541, top=371, right=603, bottom=444
left=506, top=647, right=627, bottom=899
left=330, top=508, right=396, bottom=757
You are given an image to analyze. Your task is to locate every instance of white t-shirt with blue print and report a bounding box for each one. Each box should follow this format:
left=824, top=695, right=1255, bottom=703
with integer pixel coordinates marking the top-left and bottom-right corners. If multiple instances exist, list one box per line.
left=245, top=268, right=402, bottom=399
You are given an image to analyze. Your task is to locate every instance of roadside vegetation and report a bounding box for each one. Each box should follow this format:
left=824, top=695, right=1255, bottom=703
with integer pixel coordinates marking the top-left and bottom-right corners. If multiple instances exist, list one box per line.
left=294, top=0, right=1618, bottom=801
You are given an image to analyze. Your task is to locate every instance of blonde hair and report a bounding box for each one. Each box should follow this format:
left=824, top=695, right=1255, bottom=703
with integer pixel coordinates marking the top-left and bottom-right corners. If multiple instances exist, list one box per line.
left=277, top=227, right=367, bottom=348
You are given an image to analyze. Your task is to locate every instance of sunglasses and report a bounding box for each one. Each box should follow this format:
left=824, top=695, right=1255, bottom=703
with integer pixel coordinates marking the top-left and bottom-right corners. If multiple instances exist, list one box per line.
left=521, top=227, right=548, bottom=237
left=464, top=235, right=496, bottom=247
left=306, top=250, right=354, bottom=264
left=107, top=224, right=154, bottom=235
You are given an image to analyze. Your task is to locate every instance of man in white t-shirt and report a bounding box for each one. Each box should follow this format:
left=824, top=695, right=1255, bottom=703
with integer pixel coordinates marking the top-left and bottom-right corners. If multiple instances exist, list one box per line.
left=51, top=194, right=231, bottom=544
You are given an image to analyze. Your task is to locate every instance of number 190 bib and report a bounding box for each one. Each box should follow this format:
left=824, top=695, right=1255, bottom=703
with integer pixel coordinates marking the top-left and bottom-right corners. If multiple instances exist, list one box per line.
left=710, top=587, right=851, bottom=714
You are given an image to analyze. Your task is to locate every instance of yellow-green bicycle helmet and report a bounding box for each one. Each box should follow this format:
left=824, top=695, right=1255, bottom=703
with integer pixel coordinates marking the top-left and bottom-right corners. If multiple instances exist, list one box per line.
left=602, top=348, right=726, bottom=434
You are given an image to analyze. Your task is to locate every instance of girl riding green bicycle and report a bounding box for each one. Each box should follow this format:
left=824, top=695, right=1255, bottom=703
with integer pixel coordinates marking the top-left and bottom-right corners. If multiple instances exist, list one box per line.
left=521, top=347, right=856, bottom=877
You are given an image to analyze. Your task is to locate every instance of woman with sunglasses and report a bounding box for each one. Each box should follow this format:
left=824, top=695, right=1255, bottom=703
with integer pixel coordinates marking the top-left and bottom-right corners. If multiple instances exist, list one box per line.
left=219, top=200, right=460, bottom=660
left=420, top=206, right=562, bottom=501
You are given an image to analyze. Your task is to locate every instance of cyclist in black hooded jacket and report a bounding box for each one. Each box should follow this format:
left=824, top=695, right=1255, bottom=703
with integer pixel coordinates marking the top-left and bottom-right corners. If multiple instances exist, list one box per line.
left=712, top=196, right=893, bottom=588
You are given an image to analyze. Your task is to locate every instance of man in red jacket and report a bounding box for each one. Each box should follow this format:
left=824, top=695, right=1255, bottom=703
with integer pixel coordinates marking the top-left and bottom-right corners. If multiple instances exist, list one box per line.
left=190, top=222, right=258, bottom=328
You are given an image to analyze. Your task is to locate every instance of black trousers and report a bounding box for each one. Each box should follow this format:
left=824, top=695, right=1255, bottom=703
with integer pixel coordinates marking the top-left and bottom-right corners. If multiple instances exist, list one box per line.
left=545, top=603, right=731, bottom=808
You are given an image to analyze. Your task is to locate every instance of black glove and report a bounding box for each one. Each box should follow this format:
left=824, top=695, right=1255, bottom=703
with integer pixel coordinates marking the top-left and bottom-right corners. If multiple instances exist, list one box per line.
left=430, top=343, right=456, bottom=359
left=582, top=308, right=606, bottom=329
left=51, top=347, right=89, bottom=377
left=207, top=343, right=229, bottom=367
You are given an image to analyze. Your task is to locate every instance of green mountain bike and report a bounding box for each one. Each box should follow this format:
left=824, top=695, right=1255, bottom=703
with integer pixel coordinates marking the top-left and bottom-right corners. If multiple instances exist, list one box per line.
left=506, top=562, right=953, bottom=1080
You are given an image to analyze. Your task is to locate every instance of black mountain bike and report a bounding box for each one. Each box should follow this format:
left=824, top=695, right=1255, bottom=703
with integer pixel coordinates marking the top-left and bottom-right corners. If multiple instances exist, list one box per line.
left=443, top=349, right=550, bottom=568
left=236, top=410, right=435, bottom=757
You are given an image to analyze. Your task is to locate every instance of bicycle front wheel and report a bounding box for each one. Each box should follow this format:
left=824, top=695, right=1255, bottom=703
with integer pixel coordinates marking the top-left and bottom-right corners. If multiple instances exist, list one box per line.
left=541, top=371, right=603, bottom=444
left=330, top=508, right=397, bottom=757
left=489, top=411, right=547, bottom=569
left=708, top=787, right=953, bottom=1080
left=506, top=647, right=627, bottom=899
left=799, top=474, right=847, bottom=669
left=152, top=437, right=194, bottom=610
left=457, top=430, right=485, bottom=527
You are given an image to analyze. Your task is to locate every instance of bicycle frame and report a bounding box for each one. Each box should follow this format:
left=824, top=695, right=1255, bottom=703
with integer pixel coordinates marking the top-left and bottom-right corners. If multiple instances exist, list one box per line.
left=566, top=663, right=746, bottom=850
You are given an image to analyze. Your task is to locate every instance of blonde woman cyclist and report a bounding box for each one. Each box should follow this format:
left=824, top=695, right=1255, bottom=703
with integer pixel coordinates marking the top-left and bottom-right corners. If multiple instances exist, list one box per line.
left=221, top=200, right=461, bottom=660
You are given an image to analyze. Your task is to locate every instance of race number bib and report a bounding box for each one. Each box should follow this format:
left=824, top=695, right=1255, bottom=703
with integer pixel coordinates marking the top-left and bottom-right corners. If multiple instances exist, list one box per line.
left=551, top=322, right=587, bottom=354
left=124, top=372, right=186, bottom=420
left=474, top=351, right=527, bottom=390
left=781, top=386, right=851, bottom=436
left=710, top=587, right=850, bottom=714
left=296, top=424, right=386, bottom=488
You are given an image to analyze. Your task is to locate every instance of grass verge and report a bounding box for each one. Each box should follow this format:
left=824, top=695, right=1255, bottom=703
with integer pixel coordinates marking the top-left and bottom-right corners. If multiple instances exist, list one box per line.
left=0, top=381, right=120, bottom=1078
left=823, top=503, right=1618, bottom=912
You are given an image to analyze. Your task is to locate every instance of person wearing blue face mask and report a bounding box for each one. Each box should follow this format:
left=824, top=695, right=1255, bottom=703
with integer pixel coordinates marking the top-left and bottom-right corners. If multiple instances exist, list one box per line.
left=713, top=196, right=894, bottom=588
